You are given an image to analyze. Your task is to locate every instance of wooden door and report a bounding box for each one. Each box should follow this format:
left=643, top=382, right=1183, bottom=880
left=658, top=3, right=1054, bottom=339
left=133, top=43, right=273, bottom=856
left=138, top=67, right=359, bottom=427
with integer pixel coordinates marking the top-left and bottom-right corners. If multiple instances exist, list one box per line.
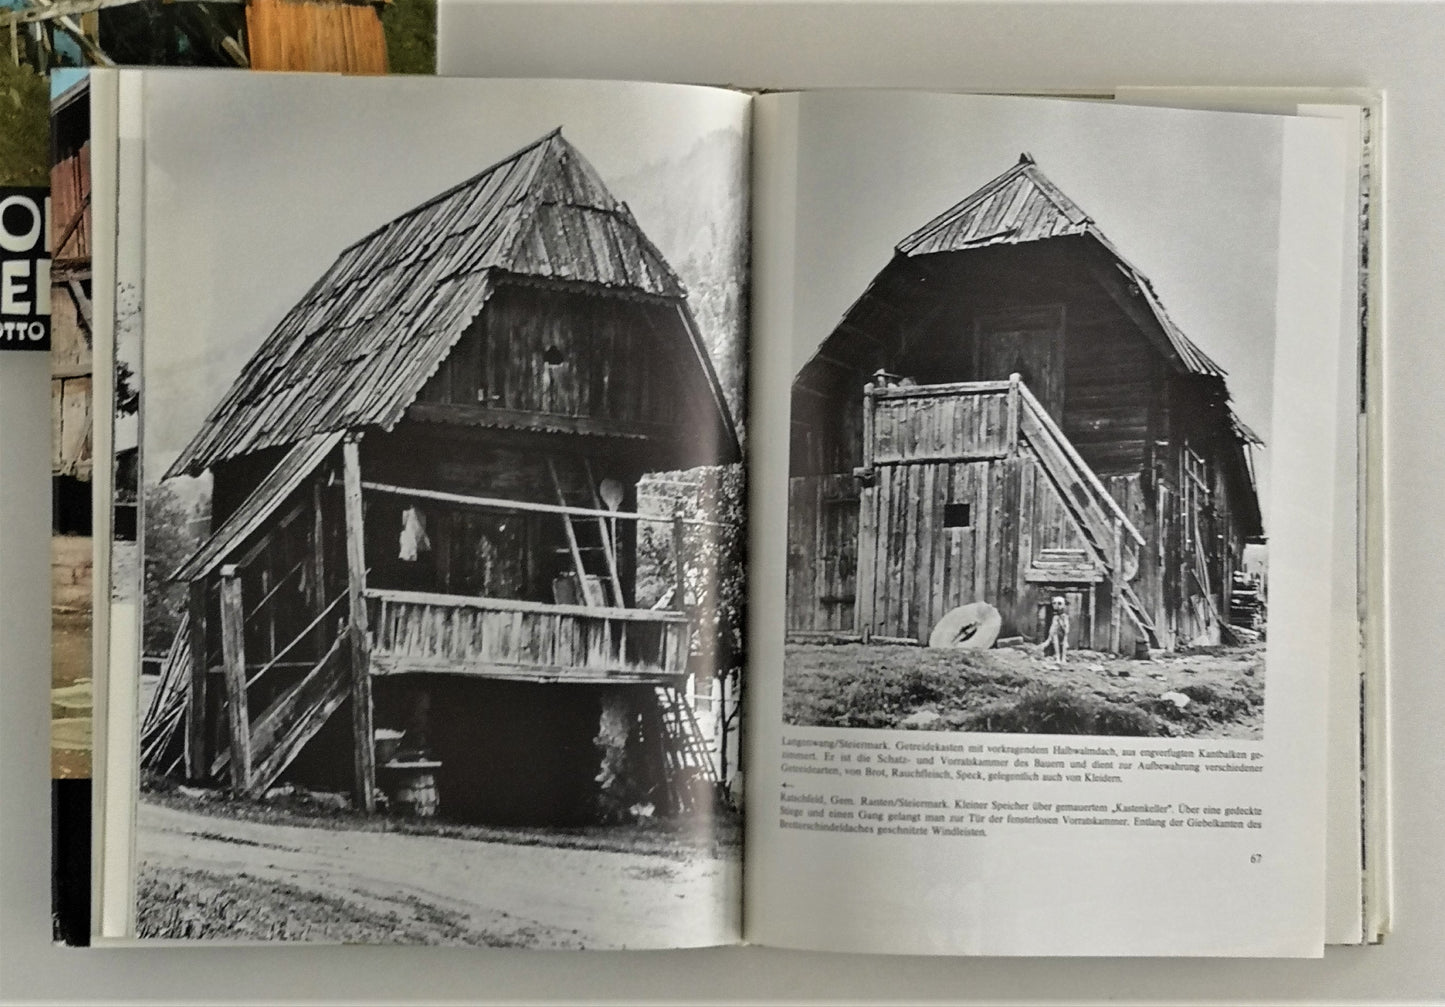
left=975, top=304, right=1066, bottom=421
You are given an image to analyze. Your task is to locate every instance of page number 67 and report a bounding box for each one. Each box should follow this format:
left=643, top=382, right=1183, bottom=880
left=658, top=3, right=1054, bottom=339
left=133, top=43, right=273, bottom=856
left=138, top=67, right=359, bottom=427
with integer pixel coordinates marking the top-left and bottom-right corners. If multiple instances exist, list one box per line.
left=1249, top=853, right=1263, bottom=864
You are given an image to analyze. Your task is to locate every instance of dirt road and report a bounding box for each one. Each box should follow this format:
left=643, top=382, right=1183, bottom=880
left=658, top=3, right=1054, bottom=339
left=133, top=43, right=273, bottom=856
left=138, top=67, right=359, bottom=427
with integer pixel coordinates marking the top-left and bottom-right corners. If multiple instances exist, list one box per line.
left=137, top=800, right=739, bottom=947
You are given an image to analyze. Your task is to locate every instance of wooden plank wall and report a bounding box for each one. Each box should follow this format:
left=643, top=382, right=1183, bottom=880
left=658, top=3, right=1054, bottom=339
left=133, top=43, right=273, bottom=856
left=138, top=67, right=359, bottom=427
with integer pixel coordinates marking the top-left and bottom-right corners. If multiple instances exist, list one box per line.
left=245, top=0, right=389, bottom=74
left=855, top=446, right=1110, bottom=645
left=367, top=594, right=688, bottom=679
left=1062, top=315, right=1156, bottom=476
left=870, top=390, right=1009, bottom=464
left=785, top=474, right=858, bottom=634
left=50, top=145, right=89, bottom=261
left=420, top=287, right=681, bottom=430
left=51, top=376, right=92, bottom=480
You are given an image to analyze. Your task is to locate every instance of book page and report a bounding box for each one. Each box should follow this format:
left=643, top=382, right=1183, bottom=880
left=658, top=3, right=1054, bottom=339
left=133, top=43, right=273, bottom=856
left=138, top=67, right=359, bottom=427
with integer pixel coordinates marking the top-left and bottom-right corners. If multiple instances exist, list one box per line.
left=1114, top=90, right=1377, bottom=946
left=746, top=90, right=1354, bottom=956
left=107, top=70, right=750, bottom=948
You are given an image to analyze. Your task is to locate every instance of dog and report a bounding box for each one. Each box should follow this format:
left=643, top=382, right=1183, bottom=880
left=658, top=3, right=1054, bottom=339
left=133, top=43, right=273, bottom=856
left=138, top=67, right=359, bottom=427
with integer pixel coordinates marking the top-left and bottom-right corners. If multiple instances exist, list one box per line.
left=1041, top=595, right=1070, bottom=665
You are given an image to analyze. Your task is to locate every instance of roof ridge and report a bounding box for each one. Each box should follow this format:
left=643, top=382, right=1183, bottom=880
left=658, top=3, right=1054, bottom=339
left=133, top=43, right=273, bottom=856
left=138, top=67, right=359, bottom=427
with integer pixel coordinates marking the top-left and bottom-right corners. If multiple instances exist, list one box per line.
left=1017, top=160, right=1092, bottom=226
left=331, top=128, right=567, bottom=261
left=898, top=160, right=1031, bottom=252
left=495, top=130, right=594, bottom=267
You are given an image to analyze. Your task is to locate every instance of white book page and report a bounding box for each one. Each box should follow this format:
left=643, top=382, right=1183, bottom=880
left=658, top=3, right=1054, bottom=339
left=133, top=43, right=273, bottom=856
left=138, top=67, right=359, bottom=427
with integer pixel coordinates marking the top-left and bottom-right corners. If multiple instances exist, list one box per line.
left=746, top=90, right=1353, bottom=957
left=1115, top=89, right=1376, bottom=946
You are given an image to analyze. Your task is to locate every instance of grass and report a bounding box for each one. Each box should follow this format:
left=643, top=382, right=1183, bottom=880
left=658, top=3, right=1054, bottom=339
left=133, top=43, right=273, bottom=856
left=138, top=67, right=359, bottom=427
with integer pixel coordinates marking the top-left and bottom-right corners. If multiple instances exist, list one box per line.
left=784, top=642, right=1264, bottom=738
left=955, top=683, right=1166, bottom=736
left=136, top=864, right=536, bottom=945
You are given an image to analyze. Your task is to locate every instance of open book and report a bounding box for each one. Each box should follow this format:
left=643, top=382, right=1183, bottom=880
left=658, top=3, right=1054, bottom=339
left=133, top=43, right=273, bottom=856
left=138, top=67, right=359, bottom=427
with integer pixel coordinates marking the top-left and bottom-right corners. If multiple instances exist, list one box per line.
left=65, top=69, right=1378, bottom=956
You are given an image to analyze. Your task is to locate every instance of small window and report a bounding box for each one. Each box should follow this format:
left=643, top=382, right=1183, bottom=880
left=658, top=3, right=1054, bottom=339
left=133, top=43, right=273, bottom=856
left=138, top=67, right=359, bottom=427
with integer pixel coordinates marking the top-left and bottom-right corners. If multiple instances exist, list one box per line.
left=943, top=502, right=971, bottom=528
left=543, top=345, right=565, bottom=366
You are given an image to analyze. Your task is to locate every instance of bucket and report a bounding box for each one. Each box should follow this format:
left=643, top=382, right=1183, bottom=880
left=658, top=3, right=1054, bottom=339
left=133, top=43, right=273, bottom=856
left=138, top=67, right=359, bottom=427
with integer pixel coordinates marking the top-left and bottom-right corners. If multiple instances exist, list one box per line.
left=374, top=728, right=404, bottom=766
left=384, top=759, right=441, bottom=818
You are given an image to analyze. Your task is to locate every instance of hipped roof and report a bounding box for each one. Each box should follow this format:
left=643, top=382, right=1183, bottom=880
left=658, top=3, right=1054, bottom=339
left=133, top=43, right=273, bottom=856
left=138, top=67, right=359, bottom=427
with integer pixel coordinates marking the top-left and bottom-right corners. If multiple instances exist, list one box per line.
left=169, top=129, right=731, bottom=478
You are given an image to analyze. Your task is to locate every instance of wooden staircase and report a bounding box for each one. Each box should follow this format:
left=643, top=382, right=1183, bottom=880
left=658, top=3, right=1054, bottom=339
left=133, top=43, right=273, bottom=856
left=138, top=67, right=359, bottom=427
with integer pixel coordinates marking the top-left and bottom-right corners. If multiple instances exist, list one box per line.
left=207, top=632, right=352, bottom=799
left=1015, top=381, right=1160, bottom=648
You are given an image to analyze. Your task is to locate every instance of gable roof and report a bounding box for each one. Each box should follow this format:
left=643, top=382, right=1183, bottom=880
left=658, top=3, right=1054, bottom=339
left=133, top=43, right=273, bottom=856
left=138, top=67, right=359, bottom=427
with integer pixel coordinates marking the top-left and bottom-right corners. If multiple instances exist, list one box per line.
left=898, top=154, right=1093, bottom=255
left=893, top=154, right=1225, bottom=380
left=169, top=129, right=716, bottom=478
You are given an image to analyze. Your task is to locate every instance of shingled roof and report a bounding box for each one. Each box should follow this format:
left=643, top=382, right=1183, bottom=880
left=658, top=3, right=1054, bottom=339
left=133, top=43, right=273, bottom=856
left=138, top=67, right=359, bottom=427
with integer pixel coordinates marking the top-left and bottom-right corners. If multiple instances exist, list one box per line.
left=894, top=154, right=1225, bottom=380
left=168, top=129, right=715, bottom=477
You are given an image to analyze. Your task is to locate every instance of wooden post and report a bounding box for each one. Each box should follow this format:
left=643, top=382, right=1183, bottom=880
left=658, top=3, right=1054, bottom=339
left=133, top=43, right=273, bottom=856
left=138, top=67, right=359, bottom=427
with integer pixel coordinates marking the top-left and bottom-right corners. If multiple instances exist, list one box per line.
left=311, top=478, right=327, bottom=653
left=218, top=565, right=252, bottom=795
left=184, top=580, right=209, bottom=782
left=1007, top=372, right=1021, bottom=455
left=1109, top=517, right=1124, bottom=654
left=342, top=436, right=377, bottom=813
left=861, top=383, right=876, bottom=473
left=672, top=508, right=687, bottom=610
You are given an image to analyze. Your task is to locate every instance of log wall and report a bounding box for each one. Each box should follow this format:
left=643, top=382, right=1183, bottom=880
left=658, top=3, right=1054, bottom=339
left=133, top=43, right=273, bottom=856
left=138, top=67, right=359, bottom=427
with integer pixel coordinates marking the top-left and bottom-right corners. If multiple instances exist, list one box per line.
left=418, top=283, right=684, bottom=433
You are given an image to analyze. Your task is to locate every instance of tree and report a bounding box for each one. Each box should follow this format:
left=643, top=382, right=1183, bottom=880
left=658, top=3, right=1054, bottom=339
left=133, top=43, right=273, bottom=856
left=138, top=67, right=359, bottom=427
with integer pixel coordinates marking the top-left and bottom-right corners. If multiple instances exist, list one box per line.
left=142, top=481, right=203, bottom=656
left=637, top=464, right=746, bottom=799
left=0, top=62, right=49, bottom=187
left=682, top=464, right=746, bottom=793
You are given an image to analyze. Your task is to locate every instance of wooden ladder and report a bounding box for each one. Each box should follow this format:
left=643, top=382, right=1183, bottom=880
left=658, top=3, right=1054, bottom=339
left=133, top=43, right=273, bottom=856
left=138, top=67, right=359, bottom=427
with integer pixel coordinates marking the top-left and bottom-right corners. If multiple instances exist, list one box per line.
left=654, top=684, right=719, bottom=811
left=546, top=456, right=623, bottom=608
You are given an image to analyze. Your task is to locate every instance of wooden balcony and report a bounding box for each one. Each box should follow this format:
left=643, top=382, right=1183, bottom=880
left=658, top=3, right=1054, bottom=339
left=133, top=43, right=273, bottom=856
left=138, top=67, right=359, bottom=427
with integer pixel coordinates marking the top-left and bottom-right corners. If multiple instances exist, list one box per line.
left=364, top=588, right=691, bottom=684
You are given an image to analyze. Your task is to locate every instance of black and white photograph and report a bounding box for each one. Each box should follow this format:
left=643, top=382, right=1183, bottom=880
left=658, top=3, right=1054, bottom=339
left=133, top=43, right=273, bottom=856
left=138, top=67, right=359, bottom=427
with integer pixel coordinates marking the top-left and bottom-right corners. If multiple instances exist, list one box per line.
left=131, top=74, right=749, bottom=946
left=781, top=94, right=1275, bottom=741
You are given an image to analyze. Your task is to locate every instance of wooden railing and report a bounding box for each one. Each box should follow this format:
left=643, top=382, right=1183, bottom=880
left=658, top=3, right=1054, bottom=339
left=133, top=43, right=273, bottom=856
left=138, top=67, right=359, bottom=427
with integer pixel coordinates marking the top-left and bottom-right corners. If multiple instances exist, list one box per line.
left=365, top=589, right=691, bottom=683
left=863, top=380, right=1014, bottom=468
left=1014, top=381, right=1143, bottom=567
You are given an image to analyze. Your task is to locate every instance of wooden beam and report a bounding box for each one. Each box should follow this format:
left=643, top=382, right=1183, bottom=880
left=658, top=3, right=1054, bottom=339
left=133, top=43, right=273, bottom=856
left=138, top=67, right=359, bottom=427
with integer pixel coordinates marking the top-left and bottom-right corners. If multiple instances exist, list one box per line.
left=1006, top=372, right=1021, bottom=455
left=184, top=580, right=209, bottom=782
left=27, top=0, right=113, bottom=64
left=363, top=587, right=689, bottom=623
left=672, top=510, right=687, bottom=611
left=218, top=566, right=251, bottom=794
left=872, top=379, right=1013, bottom=400
left=0, top=0, right=240, bottom=28
left=311, top=478, right=328, bottom=652
left=341, top=436, right=376, bottom=813
left=51, top=194, right=88, bottom=263
left=406, top=401, right=660, bottom=441
left=861, top=383, right=876, bottom=472
left=358, top=478, right=730, bottom=529
left=368, top=653, right=688, bottom=684
left=1109, top=520, right=1123, bottom=654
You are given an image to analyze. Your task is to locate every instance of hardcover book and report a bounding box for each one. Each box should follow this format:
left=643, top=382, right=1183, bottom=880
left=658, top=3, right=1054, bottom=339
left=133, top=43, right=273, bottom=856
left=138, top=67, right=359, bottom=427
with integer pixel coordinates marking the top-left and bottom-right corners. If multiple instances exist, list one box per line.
left=54, top=69, right=1382, bottom=955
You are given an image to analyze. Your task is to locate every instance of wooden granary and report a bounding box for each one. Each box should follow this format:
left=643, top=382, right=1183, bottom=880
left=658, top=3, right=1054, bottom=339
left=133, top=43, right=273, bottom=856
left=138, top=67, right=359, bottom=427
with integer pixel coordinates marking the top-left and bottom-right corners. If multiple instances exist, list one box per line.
left=787, top=155, right=1264, bottom=654
left=153, top=129, right=738, bottom=822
